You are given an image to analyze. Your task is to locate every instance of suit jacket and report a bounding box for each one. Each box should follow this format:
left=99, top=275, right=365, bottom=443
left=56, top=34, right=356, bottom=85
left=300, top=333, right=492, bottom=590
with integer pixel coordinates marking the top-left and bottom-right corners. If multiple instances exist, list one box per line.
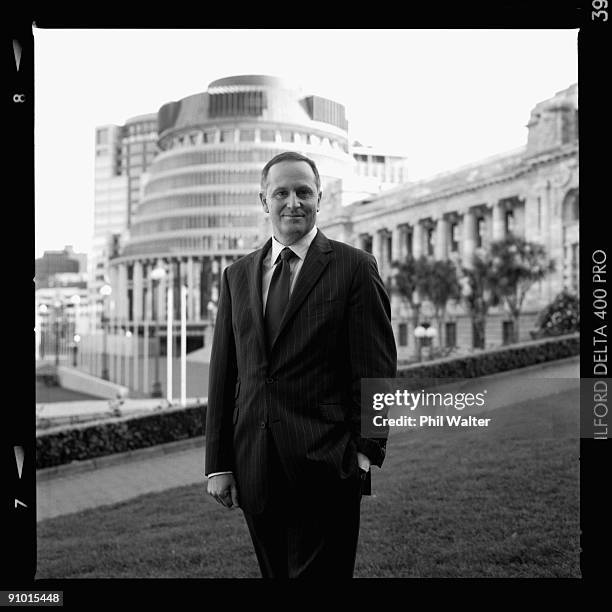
left=204, top=229, right=397, bottom=514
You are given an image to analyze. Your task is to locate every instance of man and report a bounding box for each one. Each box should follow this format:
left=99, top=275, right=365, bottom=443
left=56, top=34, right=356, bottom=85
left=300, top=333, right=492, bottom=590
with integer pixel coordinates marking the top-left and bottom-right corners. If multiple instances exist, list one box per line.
left=205, top=151, right=396, bottom=578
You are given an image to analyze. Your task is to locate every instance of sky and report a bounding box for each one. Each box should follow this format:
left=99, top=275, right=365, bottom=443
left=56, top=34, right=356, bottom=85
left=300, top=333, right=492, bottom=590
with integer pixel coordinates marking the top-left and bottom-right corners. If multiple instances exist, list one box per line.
left=34, top=28, right=578, bottom=258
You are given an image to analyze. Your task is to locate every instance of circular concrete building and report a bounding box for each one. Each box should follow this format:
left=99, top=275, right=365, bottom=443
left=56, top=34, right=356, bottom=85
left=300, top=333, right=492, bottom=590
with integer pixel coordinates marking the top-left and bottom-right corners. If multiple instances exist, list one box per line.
left=110, top=75, right=352, bottom=349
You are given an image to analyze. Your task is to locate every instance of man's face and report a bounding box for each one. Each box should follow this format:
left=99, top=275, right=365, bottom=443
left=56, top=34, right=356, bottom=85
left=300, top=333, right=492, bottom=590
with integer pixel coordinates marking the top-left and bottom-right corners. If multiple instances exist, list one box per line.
left=260, top=161, right=321, bottom=245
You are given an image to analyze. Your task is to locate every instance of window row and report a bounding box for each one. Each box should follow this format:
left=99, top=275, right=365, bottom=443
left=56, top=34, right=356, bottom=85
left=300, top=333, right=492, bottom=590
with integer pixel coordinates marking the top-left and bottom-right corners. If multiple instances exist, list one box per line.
left=125, top=121, right=157, bottom=137
left=123, top=234, right=260, bottom=256
left=145, top=170, right=262, bottom=195
left=131, top=213, right=261, bottom=236
left=162, top=127, right=349, bottom=154
left=151, top=147, right=288, bottom=173
left=138, top=192, right=260, bottom=215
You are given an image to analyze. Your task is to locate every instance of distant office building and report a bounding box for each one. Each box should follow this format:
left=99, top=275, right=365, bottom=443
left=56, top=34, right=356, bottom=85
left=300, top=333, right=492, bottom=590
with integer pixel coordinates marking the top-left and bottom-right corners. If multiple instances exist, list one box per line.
left=92, top=114, right=159, bottom=292
left=108, top=75, right=353, bottom=348
left=35, top=245, right=86, bottom=288
left=321, top=84, right=579, bottom=357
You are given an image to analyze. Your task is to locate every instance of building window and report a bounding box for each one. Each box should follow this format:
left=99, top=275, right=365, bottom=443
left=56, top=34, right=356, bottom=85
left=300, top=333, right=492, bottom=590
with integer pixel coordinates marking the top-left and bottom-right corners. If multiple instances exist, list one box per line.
left=362, top=235, right=373, bottom=254
left=426, top=227, right=434, bottom=256
left=450, top=223, right=459, bottom=252
left=502, top=320, right=514, bottom=345
left=399, top=323, right=408, bottom=347
left=203, top=130, right=216, bottom=144
left=260, top=129, right=275, bottom=142
left=354, top=153, right=368, bottom=163
left=372, top=155, right=385, bottom=164
left=505, top=209, right=515, bottom=234
left=476, top=217, right=485, bottom=248
left=562, top=189, right=579, bottom=224
left=405, top=230, right=413, bottom=256
left=240, top=129, right=255, bottom=142
left=279, top=130, right=293, bottom=142
left=445, top=322, right=457, bottom=348
left=220, top=129, right=234, bottom=143
left=96, top=128, right=108, bottom=145
left=386, top=234, right=392, bottom=263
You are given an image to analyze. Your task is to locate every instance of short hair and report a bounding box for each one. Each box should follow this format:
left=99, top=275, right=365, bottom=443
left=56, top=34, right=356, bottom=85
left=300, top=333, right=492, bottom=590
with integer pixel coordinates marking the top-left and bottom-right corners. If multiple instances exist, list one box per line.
left=260, top=151, right=321, bottom=194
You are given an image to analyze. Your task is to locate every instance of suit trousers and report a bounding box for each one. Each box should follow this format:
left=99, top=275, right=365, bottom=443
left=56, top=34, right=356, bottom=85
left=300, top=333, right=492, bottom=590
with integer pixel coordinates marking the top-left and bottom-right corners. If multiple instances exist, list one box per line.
left=243, top=430, right=363, bottom=578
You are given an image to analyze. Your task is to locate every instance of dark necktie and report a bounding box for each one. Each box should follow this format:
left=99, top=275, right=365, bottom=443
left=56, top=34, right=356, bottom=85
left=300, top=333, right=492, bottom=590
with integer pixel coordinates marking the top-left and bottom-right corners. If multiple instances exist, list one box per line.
left=265, top=247, right=296, bottom=348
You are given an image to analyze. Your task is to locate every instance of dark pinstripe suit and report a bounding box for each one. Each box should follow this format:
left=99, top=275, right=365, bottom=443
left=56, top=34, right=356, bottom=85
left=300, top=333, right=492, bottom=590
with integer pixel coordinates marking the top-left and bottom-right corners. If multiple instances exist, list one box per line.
left=205, top=229, right=396, bottom=576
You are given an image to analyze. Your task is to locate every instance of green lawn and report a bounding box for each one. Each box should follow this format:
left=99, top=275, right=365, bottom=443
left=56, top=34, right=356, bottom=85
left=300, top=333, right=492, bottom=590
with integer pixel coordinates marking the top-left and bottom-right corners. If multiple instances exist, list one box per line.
left=36, top=387, right=580, bottom=578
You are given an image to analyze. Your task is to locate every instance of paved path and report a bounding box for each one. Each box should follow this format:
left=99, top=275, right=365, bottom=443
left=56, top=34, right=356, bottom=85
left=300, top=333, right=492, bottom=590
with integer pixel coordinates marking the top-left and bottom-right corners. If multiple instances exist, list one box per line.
left=36, top=356, right=579, bottom=522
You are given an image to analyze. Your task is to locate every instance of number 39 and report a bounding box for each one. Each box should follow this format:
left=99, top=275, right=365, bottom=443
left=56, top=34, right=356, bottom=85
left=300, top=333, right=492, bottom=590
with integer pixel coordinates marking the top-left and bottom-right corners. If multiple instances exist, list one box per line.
left=592, top=0, right=608, bottom=20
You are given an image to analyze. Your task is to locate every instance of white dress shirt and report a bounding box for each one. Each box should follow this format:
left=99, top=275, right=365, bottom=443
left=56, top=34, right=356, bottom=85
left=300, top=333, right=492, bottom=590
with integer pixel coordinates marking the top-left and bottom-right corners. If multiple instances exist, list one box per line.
left=207, top=225, right=370, bottom=478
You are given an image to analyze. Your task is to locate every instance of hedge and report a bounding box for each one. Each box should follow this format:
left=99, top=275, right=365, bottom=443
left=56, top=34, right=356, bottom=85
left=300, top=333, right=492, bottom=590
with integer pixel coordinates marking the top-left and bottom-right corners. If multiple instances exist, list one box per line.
left=396, top=333, right=579, bottom=380
left=37, top=404, right=206, bottom=470
left=37, top=333, right=579, bottom=470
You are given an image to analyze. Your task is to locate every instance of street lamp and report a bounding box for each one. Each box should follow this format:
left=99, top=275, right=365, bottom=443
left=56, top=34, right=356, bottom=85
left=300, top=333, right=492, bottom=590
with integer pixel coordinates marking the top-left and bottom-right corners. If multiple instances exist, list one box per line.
left=73, top=334, right=81, bottom=367
left=38, top=304, right=48, bottom=359
left=414, top=322, right=437, bottom=361
left=100, top=284, right=112, bottom=380
left=150, top=265, right=166, bottom=398
left=52, top=299, right=63, bottom=368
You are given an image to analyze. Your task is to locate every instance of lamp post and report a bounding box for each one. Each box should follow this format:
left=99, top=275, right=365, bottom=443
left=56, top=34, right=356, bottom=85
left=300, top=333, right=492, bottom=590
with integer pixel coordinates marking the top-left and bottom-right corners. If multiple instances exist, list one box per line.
left=52, top=299, right=63, bottom=368
left=414, top=322, right=437, bottom=361
left=38, top=303, right=48, bottom=359
left=150, top=265, right=166, bottom=398
left=73, top=334, right=80, bottom=367
left=100, top=284, right=112, bottom=380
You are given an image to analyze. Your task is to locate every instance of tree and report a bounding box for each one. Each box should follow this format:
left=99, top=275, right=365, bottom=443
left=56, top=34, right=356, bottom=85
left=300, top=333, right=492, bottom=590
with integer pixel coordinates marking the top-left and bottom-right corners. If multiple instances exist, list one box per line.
left=460, top=250, right=500, bottom=349
left=489, top=236, right=555, bottom=343
left=419, top=259, right=461, bottom=348
left=535, top=290, right=579, bottom=337
left=391, top=255, right=430, bottom=359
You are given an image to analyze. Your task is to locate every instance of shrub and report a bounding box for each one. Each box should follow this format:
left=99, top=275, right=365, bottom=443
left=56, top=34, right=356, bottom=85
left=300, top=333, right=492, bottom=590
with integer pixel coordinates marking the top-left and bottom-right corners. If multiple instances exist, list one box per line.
left=534, top=291, right=580, bottom=337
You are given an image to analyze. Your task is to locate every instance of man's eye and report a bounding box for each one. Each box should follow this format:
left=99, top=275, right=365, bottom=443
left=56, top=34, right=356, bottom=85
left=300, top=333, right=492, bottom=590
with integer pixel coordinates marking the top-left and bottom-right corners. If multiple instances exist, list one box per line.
left=274, top=191, right=288, bottom=198
left=297, top=190, right=314, bottom=198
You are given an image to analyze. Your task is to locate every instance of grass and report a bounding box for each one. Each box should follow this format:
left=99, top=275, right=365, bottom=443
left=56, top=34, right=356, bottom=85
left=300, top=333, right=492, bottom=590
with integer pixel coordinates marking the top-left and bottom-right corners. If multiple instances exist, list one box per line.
left=36, top=387, right=580, bottom=578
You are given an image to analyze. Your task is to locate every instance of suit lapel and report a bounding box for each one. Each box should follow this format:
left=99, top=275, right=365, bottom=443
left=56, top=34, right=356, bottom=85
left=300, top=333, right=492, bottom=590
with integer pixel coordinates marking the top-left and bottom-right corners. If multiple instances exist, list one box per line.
left=248, top=238, right=271, bottom=359
left=270, top=230, right=333, bottom=353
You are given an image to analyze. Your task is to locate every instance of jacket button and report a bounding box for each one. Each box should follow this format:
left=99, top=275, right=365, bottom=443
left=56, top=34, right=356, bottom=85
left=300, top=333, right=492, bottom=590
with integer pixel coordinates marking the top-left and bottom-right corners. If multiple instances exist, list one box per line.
left=265, top=377, right=274, bottom=384
left=259, top=422, right=266, bottom=429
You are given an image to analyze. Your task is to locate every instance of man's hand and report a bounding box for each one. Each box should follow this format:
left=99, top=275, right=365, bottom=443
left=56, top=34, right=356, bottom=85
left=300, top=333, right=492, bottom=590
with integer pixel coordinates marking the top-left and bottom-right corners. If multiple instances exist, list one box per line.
left=207, top=473, right=240, bottom=509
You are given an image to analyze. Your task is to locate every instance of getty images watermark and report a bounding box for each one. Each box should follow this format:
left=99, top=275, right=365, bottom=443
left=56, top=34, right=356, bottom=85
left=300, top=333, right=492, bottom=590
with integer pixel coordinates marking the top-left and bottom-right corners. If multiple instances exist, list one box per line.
left=362, top=373, right=581, bottom=440
left=370, top=388, right=491, bottom=429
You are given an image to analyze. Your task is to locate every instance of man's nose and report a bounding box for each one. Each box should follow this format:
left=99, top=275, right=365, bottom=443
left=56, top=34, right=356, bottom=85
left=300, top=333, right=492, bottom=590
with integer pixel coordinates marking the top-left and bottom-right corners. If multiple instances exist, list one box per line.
left=286, top=192, right=300, bottom=208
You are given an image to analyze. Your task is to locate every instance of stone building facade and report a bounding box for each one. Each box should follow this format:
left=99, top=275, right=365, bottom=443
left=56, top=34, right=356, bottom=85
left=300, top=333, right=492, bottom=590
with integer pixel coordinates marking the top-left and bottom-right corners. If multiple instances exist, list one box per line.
left=319, top=84, right=579, bottom=359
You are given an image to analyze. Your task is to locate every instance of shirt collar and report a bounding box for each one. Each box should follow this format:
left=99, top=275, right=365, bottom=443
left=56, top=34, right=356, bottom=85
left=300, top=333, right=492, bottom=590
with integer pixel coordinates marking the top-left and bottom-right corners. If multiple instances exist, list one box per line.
left=270, top=225, right=318, bottom=264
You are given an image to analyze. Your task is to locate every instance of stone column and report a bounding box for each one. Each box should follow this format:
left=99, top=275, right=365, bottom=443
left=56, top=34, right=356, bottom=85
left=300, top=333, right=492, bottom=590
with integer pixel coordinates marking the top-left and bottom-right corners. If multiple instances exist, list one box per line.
left=193, top=259, right=201, bottom=322
left=392, top=226, right=402, bottom=263
left=133, top=261, right=143, bottom=322
left=435, top=217, right=449, bottom=260
left=412, top=221, right=423, bottom=259
left=513, top=200, right=526, bottom=238
left=462, top=209, right=477, bottom=267
left=492, top=201, right=506, bottom=240
left=158, top=259, right=167, bottom=322
left=371, top=230, right=382, bottom=268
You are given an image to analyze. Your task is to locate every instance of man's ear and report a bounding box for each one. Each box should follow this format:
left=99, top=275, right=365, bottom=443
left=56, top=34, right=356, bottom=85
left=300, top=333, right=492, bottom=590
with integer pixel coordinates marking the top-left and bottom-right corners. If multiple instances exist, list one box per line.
left=259, top=192, right=269, bottom=213
left=317, top=191, right=322, bottom=212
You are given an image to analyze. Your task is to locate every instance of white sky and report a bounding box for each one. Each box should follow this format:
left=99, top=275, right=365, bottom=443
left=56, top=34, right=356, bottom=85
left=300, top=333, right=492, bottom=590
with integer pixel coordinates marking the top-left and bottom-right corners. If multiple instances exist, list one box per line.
left=34, top=28, right=578, bottom=258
